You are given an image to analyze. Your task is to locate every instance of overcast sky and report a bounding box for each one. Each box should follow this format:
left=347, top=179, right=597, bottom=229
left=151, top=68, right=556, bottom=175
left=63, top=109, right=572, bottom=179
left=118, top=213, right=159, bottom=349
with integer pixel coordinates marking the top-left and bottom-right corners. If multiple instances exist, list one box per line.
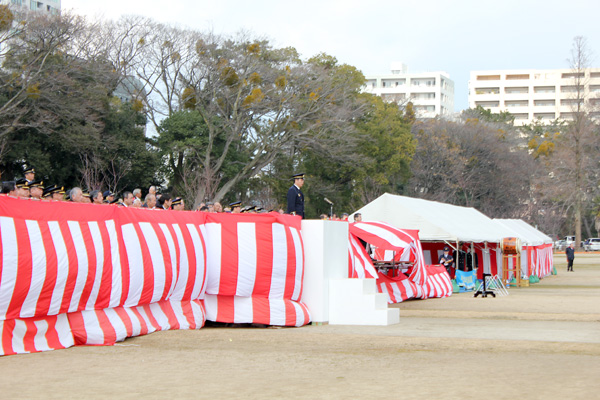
left=62, top=0, right=600, bottom=112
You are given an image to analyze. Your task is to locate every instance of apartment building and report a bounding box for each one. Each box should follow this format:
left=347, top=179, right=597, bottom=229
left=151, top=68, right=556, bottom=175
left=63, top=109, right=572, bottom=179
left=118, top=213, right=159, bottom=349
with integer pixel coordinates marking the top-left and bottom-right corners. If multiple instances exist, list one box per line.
left=364, top=63, right=455, bottom=118
left=1, top=0, right=61, bottom=14
left=468, top=68, right=600, bottom=125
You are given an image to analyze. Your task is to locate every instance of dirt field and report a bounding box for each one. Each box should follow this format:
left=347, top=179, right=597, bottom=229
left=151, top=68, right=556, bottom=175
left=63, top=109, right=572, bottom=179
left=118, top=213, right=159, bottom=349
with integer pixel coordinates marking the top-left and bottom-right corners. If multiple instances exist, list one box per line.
left=1, top=253, right=599, bottom=399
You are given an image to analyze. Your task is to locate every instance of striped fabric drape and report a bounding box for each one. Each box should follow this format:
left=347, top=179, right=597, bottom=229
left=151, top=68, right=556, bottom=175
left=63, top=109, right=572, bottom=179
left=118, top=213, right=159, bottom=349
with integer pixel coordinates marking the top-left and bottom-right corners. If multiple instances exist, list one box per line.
left=0, top=197, right=309, bottom=355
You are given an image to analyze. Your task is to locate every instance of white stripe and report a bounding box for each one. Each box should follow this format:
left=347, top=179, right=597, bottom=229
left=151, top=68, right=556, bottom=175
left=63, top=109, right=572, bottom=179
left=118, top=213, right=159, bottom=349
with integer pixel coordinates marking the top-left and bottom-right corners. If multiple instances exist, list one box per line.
left=204, top=223, right=222, bottom=295
left=159, top=224, right=179, bottom=300
left=148, top=302, right=170, bottom=330
left=204, top=294, right=218, bottom=321
left=11, top=319, right=27, bottom=354
left=81, top=311, right=104, bottom=345
left=33, top=319, right=50, bottom=352
left=190, top=300, right=205, bottom=328
left=105, top=308, right=128, bottom=342
left=105, top=220, right=122, bottom=308
left=233, top=296, right=253, bottom=323
left=170, top=225, right=189, bottom=301
left=86, top=221, right=104, bottom=310
left=21, top=221, right=47, bottom=317
left=236, top=223, right=257, bottom=297
left=124, top=307, right=141, bottom=337
left=354, top=223, right=411, bottom=248
left=139, top=222, right=166, bottom=304
left=67, top=221, right=89, bottom=313
left=290, top=228, right=303, bottom=301
left=55, top=314, right=74, bottom=349
left=390, top=282, right=403, bottom=302
left=122, top=223, right=144, bottom=307
left=269, top=298, right=286, bottom=326
left=401, top=279, right=415, bottom=300
left=187, top=224, right=205, bottom=300
left=170, top=300, right=190, bottom=329
left=270, top=223, right=287, bottom=299
left=292, top=301, right=305, bottom=326
left=135, top=307, right=157, bottom=334
left=0, top=217, right=18, bottom=319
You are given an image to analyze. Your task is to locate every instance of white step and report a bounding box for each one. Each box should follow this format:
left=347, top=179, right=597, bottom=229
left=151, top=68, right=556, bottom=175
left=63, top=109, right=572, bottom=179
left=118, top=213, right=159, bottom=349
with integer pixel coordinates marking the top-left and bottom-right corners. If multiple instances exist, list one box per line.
left=328, top=278, right=400, bottom=325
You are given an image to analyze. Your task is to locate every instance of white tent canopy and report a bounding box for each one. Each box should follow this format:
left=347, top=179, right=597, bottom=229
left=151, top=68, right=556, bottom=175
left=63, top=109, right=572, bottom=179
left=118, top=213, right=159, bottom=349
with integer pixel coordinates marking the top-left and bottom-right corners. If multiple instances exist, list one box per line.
left=493, top=219, right=553, bottom=246
left=354, top=193, right=515, bottom=243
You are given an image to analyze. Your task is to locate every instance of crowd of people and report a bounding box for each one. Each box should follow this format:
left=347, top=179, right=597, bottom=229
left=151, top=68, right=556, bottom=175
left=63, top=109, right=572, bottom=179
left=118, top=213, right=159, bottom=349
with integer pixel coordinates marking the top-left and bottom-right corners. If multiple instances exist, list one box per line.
left=0, top=167, right=281, bottom=213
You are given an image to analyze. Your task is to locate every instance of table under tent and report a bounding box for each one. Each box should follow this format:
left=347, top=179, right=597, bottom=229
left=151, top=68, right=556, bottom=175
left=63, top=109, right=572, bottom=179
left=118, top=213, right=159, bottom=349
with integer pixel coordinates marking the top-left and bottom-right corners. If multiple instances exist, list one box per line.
left=352, top=193, right=552, bottom=288
left=347, top=221, right=452, bottom=303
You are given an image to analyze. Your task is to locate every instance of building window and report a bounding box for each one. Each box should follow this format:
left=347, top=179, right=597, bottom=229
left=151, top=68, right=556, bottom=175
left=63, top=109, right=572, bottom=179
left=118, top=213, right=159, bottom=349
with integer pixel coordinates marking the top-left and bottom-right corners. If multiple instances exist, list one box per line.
left=505, top=100, right=529, bottom=107
left=534, top=86, right=555, bottom=94
left=534, top=100, right=555, bottom=106
left=475, top=101, right=499, bottom=108
left=512, top=113, right=529, bottom=120
left=561, top=72, right=584, bottom=79
left=476, top=75, right=500, bottom=81
left=591, top=72, right=600, bottom=78
left=534, top=113, right=556, bottom=120
left=506, top=74, right=530, bottom=80
left=505, top=87, right=528, bottom=94
left=561, top=86, right=578, bottom=93
left=474, top=87, right=500, bottom=95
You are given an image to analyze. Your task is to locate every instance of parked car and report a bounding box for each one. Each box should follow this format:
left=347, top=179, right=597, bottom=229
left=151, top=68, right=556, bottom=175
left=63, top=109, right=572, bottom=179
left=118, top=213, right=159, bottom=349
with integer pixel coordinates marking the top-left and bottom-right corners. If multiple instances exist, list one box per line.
left=584, top=238, right=600, bottom=252
left=555, top=240, right=568, bottom=251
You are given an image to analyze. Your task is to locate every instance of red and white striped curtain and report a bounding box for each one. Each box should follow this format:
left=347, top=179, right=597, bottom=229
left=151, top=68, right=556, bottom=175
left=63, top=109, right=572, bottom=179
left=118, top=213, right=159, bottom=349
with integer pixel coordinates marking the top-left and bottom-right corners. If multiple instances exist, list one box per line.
left=0, top=197, right=309, bottom=355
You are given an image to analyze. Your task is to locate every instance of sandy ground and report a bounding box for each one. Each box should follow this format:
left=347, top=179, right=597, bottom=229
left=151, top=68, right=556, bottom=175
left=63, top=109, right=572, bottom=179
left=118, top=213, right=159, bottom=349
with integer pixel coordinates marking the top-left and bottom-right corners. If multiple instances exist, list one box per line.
left=1, top=254, right=599, bottom=399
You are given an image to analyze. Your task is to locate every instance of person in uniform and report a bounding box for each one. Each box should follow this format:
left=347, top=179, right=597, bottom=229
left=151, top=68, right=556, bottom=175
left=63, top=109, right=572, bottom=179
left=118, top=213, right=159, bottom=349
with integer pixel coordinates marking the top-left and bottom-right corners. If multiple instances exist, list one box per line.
left=229, top=200, right=242, bottom=213
left=439, top=246, right=455, bottom=276
left=286, top=173, right=305, bottom=218
left=29, top=180, right=44, bottom=199
left=24, top=167, right=35, bottom=184
left=103, top=190, right=115, bottom=204
left=15, top=179, right=30, bottom=198
left=43, top=185, right=64, bottom=201
left=566, top=242, right=575, bottom=272
left=171, top=197, right=185, bottom=210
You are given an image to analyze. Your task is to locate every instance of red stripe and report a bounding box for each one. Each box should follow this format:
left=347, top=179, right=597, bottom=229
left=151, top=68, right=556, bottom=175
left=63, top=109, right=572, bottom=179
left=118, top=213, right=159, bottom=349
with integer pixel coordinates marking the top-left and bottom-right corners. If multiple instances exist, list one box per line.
left=251, top=297, right=270, bottom=324
left=218, top=222, right=239, bottom=295
left=58, top=221, right=79, bottom=314
left=95, top=222, right=113, bottom=310
left=180, top=300, right=198, bottom=328
left=44, top=316, right=63, bottom=350
left=252, top=222, right=273, bottom=297
left=7, top=218, right=33, bottom=319
left=35, top=221, right=58, bottom=316
left=161, top=224, right=179, bottom=300
left=21, top=319, right=38, bottom=353
left=132, top=222, right=155, bottom=306
left=1, top=320, right=15, bottom=355
left=76, top=223, right=97, bottom=311
left=179, top=225, right=198, bottom=300
left=95, top=310, right=117, bottom=345
left=68, top=311, right=88, bottom=345
left=284, top=300, right=295, bottom=326
left=158, top=301, right=180, bottom=330
left=217, top=296, right=235, bottom=323
left=114, top=307, right=134, bottom=338
left=129, top=307, right=149, bottom=335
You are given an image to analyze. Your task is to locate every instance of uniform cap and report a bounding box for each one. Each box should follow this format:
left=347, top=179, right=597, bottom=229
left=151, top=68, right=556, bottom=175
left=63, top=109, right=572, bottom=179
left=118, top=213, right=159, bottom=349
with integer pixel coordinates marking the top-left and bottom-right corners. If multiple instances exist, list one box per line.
left=229, top=200, right=242, bottom=207
left=23, top=167, right=35, bottom=175
left=291, top=173, right=305, bottom=180
left=29, top=180, right=44, bottom=188
left=15, top=178, right=29, bottom=188
left=172, top=197, right=183, bottom=206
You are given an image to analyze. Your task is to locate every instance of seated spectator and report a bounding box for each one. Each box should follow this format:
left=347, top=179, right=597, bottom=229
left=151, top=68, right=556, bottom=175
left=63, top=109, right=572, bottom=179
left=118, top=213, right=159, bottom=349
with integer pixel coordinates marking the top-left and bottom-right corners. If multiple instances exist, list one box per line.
left=353, top=213, right=363, bottom=222
left=144, top=193, right=157, bottom=209
left=1, top=181, right=17, bottom=196
left=133, top=188, right=142, bottom=201
left=90, top=190, right=104, bottom=205
left=214, top=202, right=223, bottom=213
left=132, top=198, right=142, bottom=208
left=103, top=190, right=115, bottom=204
left=157, top=193, right=172, bottom=210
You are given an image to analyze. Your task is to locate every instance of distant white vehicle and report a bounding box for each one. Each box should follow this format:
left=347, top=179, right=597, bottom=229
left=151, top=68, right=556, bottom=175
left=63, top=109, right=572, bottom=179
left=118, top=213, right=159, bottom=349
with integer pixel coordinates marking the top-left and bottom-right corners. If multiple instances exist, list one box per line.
left=584, top=238, right=600, bottom=252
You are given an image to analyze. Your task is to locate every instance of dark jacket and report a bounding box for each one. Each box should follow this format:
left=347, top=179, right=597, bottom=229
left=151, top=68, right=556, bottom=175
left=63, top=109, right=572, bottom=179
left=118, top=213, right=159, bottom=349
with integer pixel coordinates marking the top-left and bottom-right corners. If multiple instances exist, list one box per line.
left=566, top=246, right=575, bottom=261
left=286, top=184, right=304, bottom=218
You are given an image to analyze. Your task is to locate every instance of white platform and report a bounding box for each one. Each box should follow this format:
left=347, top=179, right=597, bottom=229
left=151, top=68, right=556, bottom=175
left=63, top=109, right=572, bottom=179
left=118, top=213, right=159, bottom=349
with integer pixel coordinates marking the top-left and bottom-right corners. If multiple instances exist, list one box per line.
left=301, top=220, right=399, bottom=326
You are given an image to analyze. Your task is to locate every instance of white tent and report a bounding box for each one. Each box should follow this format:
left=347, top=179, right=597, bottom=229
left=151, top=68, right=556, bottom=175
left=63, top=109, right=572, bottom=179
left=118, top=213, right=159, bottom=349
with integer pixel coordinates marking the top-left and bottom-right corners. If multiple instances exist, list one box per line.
left=493, top=219, right=553, bottom=246
left=354, top=193, right=512, bottom=243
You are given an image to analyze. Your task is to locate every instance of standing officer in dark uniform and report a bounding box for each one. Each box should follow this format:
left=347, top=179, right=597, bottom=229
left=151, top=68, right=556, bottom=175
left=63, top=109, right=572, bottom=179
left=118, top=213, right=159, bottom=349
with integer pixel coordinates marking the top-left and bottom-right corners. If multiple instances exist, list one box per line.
left=286, top=173, right=305, bottom=218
